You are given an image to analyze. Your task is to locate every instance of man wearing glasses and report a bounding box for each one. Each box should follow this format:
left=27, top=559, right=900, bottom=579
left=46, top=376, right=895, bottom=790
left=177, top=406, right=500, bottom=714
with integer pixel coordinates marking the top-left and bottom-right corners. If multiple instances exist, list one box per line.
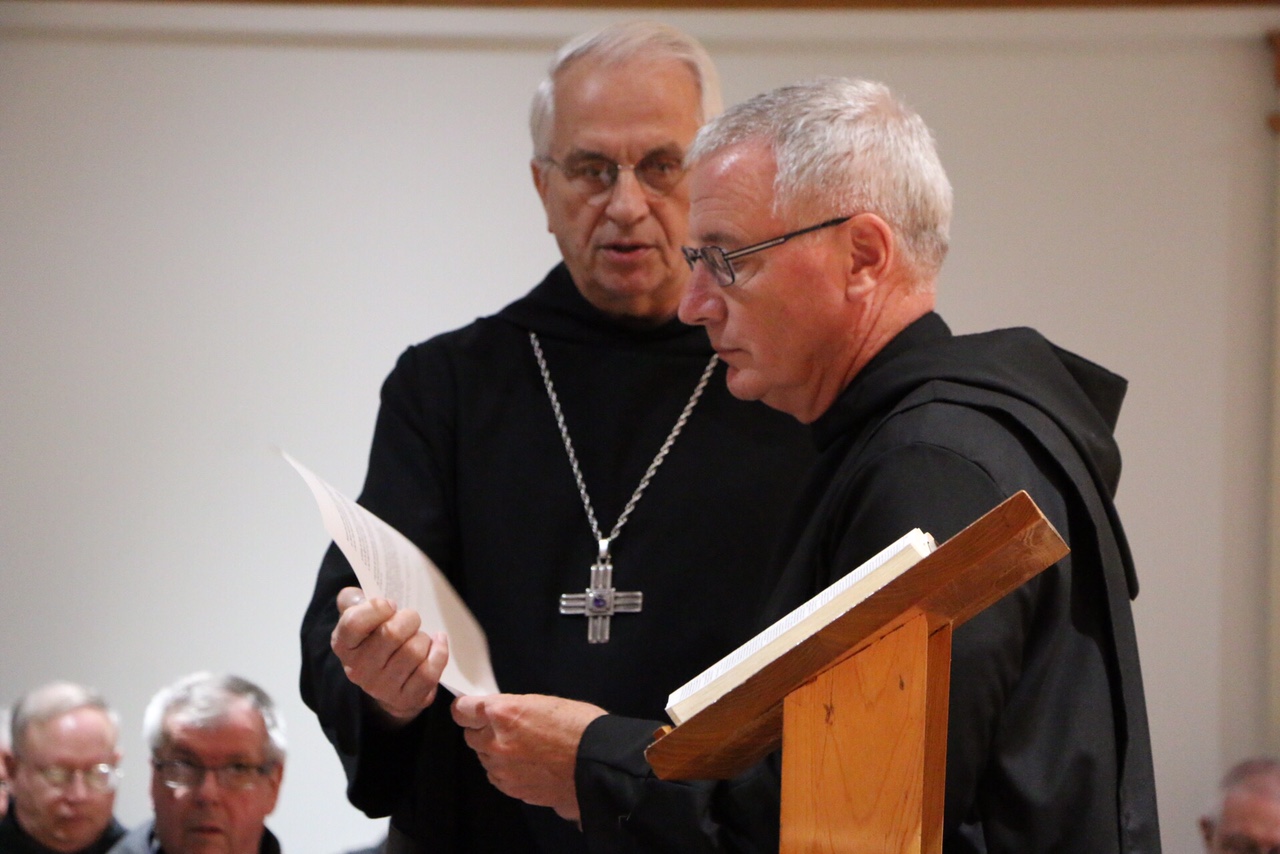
left=109, top=673, right=283, bottom=854
left=660, top=76, right=1159, bottom=850
left=0, top=681, right=125, bottom=854
left=300, top=19, right=813, bottom=854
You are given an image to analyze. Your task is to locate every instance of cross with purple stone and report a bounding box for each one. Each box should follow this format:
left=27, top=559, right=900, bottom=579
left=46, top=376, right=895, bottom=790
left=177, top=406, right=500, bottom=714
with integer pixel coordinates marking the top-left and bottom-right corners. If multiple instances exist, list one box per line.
left=559, top=541, right=642, bottom=643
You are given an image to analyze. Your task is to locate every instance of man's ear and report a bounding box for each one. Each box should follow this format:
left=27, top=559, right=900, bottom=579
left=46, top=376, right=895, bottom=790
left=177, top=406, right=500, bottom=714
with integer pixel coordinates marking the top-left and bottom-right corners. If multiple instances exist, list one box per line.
left=1198, top=816, right=1215, bottom=848
left=844, top=212, right=894, bottom=299
left=263, top=762, right=284, bottom=814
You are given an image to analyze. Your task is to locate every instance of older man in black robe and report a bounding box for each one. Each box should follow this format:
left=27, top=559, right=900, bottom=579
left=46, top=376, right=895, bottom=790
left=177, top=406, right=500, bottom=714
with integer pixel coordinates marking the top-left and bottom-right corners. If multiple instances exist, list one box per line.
left=299, top=22, right=813, bottom=854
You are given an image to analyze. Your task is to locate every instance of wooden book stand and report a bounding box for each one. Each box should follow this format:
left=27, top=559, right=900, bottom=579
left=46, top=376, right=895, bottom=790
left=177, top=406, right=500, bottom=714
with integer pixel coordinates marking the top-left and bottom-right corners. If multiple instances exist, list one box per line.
left=646, top=491, right=1068, bottom=853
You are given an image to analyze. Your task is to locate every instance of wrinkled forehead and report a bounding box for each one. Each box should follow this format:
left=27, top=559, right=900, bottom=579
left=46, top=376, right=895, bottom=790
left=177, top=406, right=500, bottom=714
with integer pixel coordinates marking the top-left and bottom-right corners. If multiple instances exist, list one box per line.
left=161, top=700, right=268, bottom=760
left=688, top=142, right=781, bottom=243
left=550, top=55, right=702, bottom=160
left=20, top=708, right=116, bottom=761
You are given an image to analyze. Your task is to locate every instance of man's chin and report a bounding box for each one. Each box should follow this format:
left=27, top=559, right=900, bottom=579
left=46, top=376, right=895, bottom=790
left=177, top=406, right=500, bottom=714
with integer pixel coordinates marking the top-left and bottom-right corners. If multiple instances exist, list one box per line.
left=45, top=836, right=98, bottom=854
left=179, top=824, right=232, bottom=850
left=47, top=818, right=106, bottom=852
left=594, top=266, right=666, bottom=297
left=724, top=366, right=765, bottom=403
left=583, top=271, right=683, bottom=322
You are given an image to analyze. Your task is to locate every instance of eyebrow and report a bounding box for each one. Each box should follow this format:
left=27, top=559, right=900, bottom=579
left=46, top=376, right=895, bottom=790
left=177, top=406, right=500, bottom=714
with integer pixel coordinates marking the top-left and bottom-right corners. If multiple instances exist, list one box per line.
left=693, top=229, right=743, bottom=249
left=563, top=144, right=685, bottom=163
left=163, top=749, right=261, bottom=764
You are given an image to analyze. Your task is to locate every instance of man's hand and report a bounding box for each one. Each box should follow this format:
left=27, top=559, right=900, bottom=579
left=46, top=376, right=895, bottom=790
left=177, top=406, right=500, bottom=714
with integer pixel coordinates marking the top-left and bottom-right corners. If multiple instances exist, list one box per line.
left=330, top=586, right=450, bottom=725
left=452, top=694, right=607, bottom=822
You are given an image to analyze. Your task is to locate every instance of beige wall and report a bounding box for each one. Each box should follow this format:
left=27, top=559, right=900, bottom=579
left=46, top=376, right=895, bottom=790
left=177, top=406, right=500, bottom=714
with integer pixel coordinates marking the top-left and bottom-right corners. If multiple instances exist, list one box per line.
left=2, top=2, right=1279, bottom=851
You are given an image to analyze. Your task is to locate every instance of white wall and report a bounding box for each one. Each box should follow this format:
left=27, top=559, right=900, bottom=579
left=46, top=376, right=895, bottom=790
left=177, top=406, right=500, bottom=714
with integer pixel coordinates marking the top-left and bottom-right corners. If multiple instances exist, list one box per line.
left=2, top=2, right=1278, bottom=851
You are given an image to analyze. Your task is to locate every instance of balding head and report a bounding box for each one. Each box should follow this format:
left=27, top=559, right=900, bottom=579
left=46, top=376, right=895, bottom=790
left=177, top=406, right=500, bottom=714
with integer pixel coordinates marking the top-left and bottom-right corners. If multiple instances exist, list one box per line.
left=5, top=681, right=120, bottom=853
left=1201, top=758, right=1280, bottom=853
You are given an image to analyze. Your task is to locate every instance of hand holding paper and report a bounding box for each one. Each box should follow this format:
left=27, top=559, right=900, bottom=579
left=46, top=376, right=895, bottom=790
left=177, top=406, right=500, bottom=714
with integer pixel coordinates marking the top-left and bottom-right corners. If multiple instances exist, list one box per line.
left=331, top=587, right=452, bottom=721
left=284, top=451, right=499, bottom=699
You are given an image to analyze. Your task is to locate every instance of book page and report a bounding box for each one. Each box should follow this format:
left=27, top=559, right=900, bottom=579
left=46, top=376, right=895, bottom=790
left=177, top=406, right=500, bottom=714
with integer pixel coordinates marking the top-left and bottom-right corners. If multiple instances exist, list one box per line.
left=283, top=450, right=498, bottom=697
left=665, top=528, right=935, bottom=725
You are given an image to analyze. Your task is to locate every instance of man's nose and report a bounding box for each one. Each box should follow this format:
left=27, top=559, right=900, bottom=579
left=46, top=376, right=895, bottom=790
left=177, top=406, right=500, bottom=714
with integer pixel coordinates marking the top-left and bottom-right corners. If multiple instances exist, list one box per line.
left=678, top=266, right=725, bottom=326
left=603, top=168, right=649, bottom=224
left=61, top=774, right=90, bottom=802
left=192, top=769, right=224, bottom=803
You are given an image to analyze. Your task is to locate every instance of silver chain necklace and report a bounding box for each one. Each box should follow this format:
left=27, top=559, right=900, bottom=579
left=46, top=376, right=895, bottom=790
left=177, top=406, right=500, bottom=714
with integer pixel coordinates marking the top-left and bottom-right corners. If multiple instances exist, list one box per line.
left=530, top=330, right=718, bottom=643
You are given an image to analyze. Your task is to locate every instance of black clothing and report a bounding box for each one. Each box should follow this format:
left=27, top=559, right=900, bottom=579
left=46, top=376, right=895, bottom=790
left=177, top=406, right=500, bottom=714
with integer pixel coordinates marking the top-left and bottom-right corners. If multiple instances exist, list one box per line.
left=0, top=806, right=124, bottom=854
left=299, top=265, right=814, bottom=852
left=578, top=313, right=1160, bottom=853
left=105, top=820, right=281, bottom=854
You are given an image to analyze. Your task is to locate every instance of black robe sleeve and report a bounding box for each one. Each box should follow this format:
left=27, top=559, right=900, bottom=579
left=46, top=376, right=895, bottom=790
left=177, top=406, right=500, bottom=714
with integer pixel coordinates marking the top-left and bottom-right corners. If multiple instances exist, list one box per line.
left=576, top=715, right=781, bottom=854
left=299, top=342, right=457, bottom=818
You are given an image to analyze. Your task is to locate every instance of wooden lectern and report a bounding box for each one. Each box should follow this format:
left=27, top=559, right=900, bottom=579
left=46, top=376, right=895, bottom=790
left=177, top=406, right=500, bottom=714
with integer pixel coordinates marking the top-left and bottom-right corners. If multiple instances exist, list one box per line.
left=645, top=491, right=1069, bottom=854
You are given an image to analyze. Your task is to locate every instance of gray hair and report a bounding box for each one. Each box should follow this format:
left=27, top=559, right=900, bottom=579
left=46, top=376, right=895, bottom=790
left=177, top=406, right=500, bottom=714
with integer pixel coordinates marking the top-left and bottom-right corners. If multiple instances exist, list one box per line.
left=10, top=681, right=118, bottom=758
left=529, top=21, right=722, bottom=159
left=143, top=673, right=286, bottom=765
left=687, top=77, right=953, bottom=279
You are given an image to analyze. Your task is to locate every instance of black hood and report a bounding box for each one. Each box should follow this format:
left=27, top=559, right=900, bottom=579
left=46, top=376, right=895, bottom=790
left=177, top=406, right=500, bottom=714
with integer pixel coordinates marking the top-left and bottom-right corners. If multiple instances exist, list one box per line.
left=815, top=312, right=1128, bottom=499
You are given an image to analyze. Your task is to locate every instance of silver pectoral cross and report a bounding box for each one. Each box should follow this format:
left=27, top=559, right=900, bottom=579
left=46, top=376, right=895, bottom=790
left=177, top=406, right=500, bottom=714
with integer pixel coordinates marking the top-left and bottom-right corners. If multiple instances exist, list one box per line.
left=559, top=539, right=642, bottom=643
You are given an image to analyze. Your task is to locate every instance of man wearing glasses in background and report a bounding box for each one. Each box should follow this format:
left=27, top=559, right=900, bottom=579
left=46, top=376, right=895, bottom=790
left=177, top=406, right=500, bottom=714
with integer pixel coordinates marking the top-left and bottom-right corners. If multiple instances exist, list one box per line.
left=1200, top=758, right=1280, bottom=854
left=109, top=673, right=283, bottom=854
left=300, top=19, right=813, bottom=853
left=1, top=682, right=125, bottom=854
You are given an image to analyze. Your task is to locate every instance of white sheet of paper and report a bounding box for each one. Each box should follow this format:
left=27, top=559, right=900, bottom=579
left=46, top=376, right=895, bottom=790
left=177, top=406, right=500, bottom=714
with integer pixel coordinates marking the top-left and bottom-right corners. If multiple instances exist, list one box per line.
left=283, top=450, right=498, bottom=697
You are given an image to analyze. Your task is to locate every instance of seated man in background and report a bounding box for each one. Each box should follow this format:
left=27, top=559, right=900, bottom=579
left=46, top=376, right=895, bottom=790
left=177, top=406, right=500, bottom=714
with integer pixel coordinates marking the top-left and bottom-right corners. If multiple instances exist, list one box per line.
left=0, top=681, right=125, bottom=854
left=1200, top=757, right=1280, bottom=854
left=109, top=673, right=284, bottom=854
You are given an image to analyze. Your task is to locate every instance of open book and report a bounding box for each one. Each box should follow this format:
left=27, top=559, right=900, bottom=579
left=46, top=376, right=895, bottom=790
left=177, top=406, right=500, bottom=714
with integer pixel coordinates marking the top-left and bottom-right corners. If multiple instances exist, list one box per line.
left=283, top=450, right=498, bottom=697
left=665, top=528, right=936, bottom=726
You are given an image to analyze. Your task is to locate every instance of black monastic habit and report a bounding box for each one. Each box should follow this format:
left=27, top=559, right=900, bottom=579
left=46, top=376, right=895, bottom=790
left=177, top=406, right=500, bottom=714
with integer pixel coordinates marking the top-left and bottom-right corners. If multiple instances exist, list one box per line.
left=299, top=264, right=815, bottom=852
left=576, top=313, right=1161, bottom=853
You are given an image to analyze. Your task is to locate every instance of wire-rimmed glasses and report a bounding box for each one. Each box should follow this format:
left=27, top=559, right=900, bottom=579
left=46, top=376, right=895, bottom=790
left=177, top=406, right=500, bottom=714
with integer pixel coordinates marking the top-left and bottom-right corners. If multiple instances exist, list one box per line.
left=153, top=759, right=274, bottom=791
left=539, top=151, right=686, bottom=202
left=31, top=762, right=121, bottom=793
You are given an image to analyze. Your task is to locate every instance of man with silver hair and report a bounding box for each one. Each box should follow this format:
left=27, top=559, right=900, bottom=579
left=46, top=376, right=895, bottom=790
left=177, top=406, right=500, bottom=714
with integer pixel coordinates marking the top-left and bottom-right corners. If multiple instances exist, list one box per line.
left=109, top=673, right=284, bottom=854
left=649, top=75, right=1156, bottom=851
left=300, top=19, right=813, bottom=853
left=0, top=681, right=125, bottom=854
left=1200, top=758, right=1280, bottom=854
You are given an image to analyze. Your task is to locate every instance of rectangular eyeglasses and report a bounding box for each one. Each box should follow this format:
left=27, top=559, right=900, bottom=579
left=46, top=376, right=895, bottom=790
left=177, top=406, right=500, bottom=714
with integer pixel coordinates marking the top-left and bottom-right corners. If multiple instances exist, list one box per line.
left=540, top=151, right=685, bottom=202
left=153, top=759, right=273, bottom=791
left=682, top=215, right=851, bottom=287
left=32, top=762, right=121, bottom=793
